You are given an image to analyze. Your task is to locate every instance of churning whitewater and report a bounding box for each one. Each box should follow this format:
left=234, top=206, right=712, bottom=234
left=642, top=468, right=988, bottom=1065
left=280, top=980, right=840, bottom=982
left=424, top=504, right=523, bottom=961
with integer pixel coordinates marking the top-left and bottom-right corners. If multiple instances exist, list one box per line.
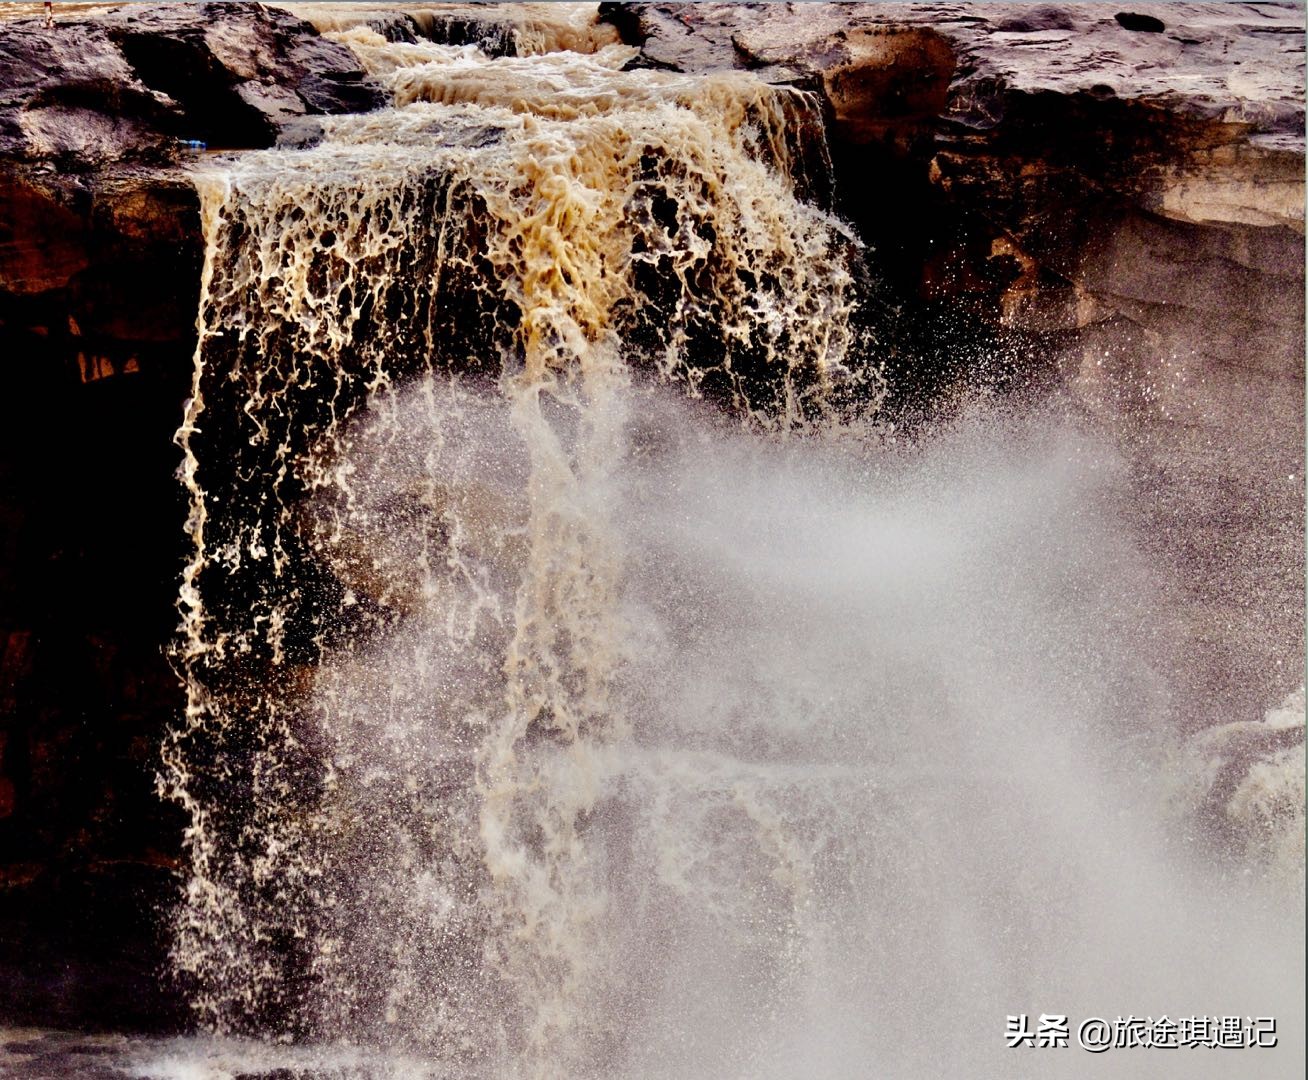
left=158, top=17, right=1304, bottom=1080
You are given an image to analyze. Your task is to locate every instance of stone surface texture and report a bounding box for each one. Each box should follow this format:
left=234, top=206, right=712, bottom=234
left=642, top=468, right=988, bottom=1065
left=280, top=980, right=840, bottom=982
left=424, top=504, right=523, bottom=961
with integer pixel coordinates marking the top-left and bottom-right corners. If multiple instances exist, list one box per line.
left=0, top=1, right=382, bottom=164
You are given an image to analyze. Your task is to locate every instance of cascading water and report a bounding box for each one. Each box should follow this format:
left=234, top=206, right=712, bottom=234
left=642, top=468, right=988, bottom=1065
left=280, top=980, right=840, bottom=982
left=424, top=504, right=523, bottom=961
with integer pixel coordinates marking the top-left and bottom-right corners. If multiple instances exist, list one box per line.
left=157, top=20, right=1304, bottom=1080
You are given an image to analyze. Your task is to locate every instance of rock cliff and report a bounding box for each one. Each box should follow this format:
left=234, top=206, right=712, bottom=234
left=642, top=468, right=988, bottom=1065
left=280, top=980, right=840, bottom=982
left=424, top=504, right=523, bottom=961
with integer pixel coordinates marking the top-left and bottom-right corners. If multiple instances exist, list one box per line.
left=0, top=0, right=386, bottom=1030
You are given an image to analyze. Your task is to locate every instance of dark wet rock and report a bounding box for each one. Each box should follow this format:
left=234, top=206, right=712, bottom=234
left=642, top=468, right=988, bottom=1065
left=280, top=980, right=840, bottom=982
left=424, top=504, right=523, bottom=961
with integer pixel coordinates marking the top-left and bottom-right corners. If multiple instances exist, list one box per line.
left=1115, top=11, right=1167, bottom=32
left=0, top=1, right=387, bottom=368
left=0, top=2, right=383, bottom=165
left=0, top=859, right=186, bottom=1033
left=413, top=12, right=522, bottom=56
left=0, top=1029, right=160, bottom=1079
left=0, top=0, right=391, bottom=363
left=0, top=353, right=190, bottom=1022
left=599, top=1, right=757, bottom=73
left=305, top=5, right=525, bottom=56
left=0, top=15, right=386, bottom=987
left=0, top=166, right=201, bottom=335
left=0, top=20, right=173, bottom=167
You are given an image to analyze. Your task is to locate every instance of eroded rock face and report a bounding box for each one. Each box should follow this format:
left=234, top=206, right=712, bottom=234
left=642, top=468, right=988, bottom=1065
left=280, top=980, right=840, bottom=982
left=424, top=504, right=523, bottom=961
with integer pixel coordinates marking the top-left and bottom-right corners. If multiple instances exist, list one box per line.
left=0, top=3, right=385, bottom=1028
left=0, top=1, right=383, bottom=165
left=0, top=169, right=201, bottom=344
left=603, top=1, right=1305, bottom=733
left=601, top=3, right=1304, bottom=288
left=0, top=1, right=389, bottom=355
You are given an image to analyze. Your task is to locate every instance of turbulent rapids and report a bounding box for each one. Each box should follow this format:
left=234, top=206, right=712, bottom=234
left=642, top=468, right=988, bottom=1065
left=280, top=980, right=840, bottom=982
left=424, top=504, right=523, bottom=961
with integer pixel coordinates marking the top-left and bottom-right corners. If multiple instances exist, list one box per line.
left=158, top=14, right=1304, bottom=1080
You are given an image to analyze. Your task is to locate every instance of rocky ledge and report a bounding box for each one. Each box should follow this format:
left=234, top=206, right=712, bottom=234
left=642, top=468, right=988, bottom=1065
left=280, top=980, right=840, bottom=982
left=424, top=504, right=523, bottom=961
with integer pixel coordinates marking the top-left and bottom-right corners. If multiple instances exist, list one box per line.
left=602, top=2, right=1304, bottom=313
left=0, top=2, right=384, bottom=355
left=1, top=1, right=382, bottom=164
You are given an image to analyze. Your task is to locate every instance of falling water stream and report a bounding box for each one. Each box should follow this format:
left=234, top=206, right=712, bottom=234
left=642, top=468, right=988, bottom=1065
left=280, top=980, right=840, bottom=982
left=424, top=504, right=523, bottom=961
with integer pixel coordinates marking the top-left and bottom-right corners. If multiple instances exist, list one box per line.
left=15, top=13, right=1295, bottom=1080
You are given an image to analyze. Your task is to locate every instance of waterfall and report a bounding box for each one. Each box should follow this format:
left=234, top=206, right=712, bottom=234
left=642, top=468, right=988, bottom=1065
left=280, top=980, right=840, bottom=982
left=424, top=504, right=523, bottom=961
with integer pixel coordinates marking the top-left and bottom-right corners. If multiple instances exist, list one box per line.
left=160, top=26, right=1303, bottom=1080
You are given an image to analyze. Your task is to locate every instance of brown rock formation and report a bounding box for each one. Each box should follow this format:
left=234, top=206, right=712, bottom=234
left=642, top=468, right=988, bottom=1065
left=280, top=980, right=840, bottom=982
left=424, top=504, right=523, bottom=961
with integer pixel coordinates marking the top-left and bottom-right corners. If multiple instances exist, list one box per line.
left=0, top=0, right=388, bottom=347
left=0, top=1, right=383, bottom=164
left=0, top=0, right=384, bottom=1031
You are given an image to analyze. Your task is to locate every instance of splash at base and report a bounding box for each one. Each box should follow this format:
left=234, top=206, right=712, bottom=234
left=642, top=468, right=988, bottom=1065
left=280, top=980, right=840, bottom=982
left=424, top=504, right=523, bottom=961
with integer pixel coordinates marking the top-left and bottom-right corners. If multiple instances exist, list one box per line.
left=161, top=22, right=1304, bottom=1080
